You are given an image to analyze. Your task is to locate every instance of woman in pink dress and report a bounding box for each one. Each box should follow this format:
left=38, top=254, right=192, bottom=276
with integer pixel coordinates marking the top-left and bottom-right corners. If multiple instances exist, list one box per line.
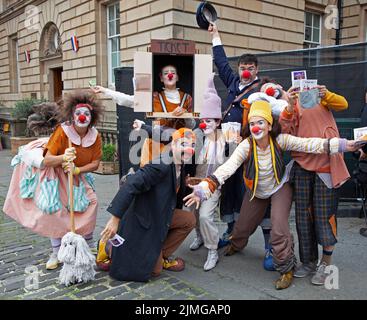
left=3, top=90, right=103, bottom=270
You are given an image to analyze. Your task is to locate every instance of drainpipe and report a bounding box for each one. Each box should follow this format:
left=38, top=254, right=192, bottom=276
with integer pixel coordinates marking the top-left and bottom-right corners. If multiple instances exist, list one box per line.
left=335, top=0, right=343, bottom=45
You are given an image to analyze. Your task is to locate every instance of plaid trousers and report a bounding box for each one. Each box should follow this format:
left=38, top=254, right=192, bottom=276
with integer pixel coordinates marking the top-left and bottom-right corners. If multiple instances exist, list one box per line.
left=291, top=163, right=339, bottom=264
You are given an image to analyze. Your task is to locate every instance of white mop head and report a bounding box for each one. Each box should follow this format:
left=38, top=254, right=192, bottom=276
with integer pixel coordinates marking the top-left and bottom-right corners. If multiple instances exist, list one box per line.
left=58, top=232, right=96, bottom=287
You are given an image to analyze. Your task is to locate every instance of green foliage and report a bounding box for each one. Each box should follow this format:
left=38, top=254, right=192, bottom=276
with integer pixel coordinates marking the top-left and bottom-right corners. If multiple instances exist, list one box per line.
left=11, top=98, right=46, bottom=119
left=101, top=143, right=117, bottom=162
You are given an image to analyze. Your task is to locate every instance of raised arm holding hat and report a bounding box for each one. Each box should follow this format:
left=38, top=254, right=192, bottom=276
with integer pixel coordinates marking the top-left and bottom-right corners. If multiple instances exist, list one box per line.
left=207, top=22, right=275, bottom=271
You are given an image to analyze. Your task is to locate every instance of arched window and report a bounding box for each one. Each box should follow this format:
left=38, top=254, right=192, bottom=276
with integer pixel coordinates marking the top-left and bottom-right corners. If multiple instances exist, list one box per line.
left=39, top=22, right=62, bottom=59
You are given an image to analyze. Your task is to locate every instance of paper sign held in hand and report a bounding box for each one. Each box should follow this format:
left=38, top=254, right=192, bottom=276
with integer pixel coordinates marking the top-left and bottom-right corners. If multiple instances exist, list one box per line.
left=109, top=234, right=125, bottom=247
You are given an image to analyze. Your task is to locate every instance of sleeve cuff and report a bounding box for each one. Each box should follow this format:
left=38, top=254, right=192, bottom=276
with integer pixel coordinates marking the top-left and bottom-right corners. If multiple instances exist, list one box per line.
left=329, top=137, right=340, bottom=154
left=212, top=37, right=222, bottom=47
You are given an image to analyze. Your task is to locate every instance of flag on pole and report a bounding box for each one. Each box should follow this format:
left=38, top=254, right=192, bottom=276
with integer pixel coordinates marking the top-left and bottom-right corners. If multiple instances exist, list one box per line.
left=71, top=36, right=79, bottom=52
left=25, top=50, right=31, bottom=63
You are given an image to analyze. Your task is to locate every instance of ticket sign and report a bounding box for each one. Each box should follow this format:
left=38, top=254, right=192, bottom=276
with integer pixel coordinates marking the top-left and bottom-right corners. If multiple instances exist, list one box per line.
left=150, top=39, right=196, bottom=56
left=133, top=39, right=212, bottom=116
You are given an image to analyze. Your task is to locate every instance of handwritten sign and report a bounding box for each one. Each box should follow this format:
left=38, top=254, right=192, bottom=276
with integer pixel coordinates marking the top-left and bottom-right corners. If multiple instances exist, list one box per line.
left=150, top=39, right=195, bottom=55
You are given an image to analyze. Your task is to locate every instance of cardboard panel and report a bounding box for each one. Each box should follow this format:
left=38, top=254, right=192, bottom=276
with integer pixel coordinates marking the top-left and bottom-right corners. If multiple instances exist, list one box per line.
left=194, top=54, right=213, bottom=114
left=134, top=52, right=152, bottom=112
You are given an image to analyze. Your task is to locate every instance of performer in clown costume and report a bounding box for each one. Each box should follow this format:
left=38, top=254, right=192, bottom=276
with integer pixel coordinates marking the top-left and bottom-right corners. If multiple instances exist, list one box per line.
left=3, top=90, right=103, bottom=270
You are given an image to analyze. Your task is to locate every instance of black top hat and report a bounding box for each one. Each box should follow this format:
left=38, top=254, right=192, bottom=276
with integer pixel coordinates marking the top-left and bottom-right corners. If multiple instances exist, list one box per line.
left=196, top=1, right=218, bottom=30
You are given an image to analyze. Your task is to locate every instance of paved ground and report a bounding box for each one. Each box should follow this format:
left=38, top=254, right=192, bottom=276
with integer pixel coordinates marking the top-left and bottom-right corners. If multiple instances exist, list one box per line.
left=1, top=149, right=367, bottom=300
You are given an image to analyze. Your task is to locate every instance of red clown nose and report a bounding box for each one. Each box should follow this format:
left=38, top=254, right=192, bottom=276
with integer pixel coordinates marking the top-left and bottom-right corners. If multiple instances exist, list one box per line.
left=242, top=70, right=251, bottom=79
left=185, top=148, right=195, bottom=155
left=168, top=73, right=174, bottom=80
left=199, top=122, right=207, bottom=130
left=265, top=87, right=275, bottom=96
left=251, top=126, right=260, bottom=134
left=78, top=114, right=87, bottom=123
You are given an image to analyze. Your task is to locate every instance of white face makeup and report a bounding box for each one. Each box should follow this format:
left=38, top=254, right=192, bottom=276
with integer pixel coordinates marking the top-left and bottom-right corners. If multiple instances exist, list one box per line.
left=74, top=106, right=91, bottom=128
left=160, top=66, right=178, bottom=87
left=249, top=116, right=270, bottom=141
left=200, top=119, right=219, bottom=136
left=172, top=138, right=196, bottom=164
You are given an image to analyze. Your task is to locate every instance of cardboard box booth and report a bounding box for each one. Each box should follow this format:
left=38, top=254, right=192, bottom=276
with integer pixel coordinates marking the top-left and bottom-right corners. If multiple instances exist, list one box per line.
left=133, top=39, right=212, bottom=118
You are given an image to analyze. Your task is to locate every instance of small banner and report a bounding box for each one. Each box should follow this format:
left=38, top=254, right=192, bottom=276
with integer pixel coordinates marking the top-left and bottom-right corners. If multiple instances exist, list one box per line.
left=71, top=35, right=79, bottom=52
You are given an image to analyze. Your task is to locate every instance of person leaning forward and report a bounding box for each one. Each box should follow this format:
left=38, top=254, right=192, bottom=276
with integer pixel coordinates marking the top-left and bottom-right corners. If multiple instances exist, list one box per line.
left=98, top=128, right=197, bottom=282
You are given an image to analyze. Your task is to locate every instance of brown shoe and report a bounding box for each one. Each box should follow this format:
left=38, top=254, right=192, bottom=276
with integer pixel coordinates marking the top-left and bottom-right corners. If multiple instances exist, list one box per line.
left=275, top=270, right=294, bottom=290
left=162, top=257, right=185, bottom=272
left=224, top=244, right=238, bottom=256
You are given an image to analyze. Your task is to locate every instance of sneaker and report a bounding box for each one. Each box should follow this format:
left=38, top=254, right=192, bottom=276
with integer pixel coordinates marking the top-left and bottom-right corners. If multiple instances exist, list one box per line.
left=204, top=249, right=218, bottom=271
left=275, top=270, right=294, bottom=290
left=163, top=257, right=185, bottom=272
left=46, top=253, right=59, bottom=270
left=218, top=230, right=231, bottom=249
left=263, top=248, right=276, bottom=271
left=311, top=262, right=328, bottom=285
left=190, top=235, right=204, bottom=251
left=294, top=262, right=317, bottom=278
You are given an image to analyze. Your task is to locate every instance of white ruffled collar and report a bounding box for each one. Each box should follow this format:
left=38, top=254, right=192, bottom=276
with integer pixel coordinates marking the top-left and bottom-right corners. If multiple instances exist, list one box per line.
left=61, top=122, right=98, bottom=147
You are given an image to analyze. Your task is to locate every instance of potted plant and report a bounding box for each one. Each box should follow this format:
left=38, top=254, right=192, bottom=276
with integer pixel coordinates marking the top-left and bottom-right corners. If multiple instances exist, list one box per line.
left=10, top=99, right=56, bottom=155
left=94, top=143, right=119, bottom=174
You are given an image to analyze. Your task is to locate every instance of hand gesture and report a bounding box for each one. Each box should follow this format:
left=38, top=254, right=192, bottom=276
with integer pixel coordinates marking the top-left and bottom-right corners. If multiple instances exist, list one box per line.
left=208, top=23, right=219, bottom=39
left=315, top=85, right=327, bottom=98
left=100, top=216, right=120, bottom=244
left=183, top=184, right=201, bottom=209
left=172, top=106, right=185, bottom=116
left=346, top=140, right=361, bottom=152
left=63, top=147, right=76, bottom=162
left=132, top=119, right=145, bottom=130
left=62, top=161, right=80, bottom=175
left=286, top=87, right=299, bottom=112
left=90, top=85, right=105, bottom=94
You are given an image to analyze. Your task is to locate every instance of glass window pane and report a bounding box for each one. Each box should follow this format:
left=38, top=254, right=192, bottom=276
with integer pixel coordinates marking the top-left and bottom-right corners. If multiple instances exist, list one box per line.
left=313, top=28, right=320, bottom=43
left=111, top=37, right=118, bottom=52
left=314, top=14, right=320, bottom=28
left=109, top=20, right=116, bottom=37
left=112, top=52, right=120, bottom=68
left=115, top=4, right=120, bottom=19
left=115, top=19, right=120, bottom=35
left=305, top=12, right=312, bottom=26
left=108, top=5, right=114, bottom=22
left=305, top=26, right=312, bottom=41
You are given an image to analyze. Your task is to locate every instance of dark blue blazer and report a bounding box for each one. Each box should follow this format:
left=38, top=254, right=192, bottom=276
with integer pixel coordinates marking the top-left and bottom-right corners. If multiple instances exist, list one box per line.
left=213, top=45, right=260, bottom=124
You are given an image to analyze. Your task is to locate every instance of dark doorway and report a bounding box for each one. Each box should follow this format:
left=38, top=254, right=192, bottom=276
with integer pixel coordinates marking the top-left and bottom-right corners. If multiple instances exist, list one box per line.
left=52, top=67, right=63, bottom=102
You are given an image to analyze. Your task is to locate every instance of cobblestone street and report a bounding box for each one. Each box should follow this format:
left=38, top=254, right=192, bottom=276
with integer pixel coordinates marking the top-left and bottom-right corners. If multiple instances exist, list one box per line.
left=1, top=148, right=367, bottom=300
left=0, top=149, right=215, bottom=300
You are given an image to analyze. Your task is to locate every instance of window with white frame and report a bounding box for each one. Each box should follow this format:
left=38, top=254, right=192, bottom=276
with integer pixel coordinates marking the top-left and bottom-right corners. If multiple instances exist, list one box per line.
left=304, top=11, right=321, bottom=47
left=107, top=2, right=120, bottom=86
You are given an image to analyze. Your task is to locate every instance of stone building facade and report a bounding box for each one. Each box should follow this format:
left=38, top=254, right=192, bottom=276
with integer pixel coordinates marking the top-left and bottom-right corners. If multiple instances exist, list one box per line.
left=0, top=0, right=366, bottom=130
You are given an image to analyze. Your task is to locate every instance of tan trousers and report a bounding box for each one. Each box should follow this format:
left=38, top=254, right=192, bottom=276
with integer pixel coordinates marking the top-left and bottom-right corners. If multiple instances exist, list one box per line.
left=152, top=209, right=196, bottom=276
left=231, top=183, right=296, bottom=274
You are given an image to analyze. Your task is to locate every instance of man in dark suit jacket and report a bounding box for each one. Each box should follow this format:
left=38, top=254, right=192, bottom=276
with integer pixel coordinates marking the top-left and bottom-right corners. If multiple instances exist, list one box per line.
left=99, top=128, right=196, bottom=282
left=208, top=23, right=274, bottom=271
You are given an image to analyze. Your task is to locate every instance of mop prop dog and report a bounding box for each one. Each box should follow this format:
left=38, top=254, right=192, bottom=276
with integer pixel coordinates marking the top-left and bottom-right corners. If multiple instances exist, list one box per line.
left=58, top=140, right=96, bottom=286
